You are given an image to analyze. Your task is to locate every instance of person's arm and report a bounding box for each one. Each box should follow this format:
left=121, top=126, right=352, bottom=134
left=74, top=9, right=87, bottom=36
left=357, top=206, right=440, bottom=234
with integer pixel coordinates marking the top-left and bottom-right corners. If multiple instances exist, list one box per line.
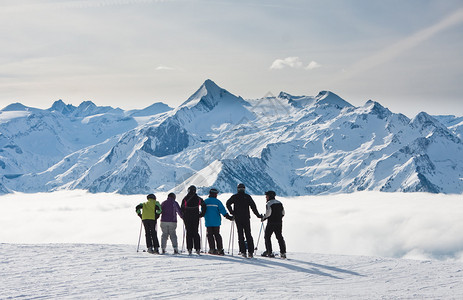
left=226, top=196, right=234, bottom=215
left=155, top=201, right=162, bottom=220
left=218, top=201, right=228, bottom=216
left=135, top=203, right=143, bottom=218
left=262, top=203, right=272, bottom=221
left=175, top=201, right=184, bottom=219
left=249, top=196, right=262, bottom=218
left=199, top=198, right=207, bottom=218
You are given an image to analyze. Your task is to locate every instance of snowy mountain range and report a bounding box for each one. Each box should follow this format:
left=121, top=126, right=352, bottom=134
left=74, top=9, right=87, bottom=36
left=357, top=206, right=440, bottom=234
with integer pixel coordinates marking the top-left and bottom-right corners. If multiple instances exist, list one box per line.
left=1, top=79, right=462, bottom=195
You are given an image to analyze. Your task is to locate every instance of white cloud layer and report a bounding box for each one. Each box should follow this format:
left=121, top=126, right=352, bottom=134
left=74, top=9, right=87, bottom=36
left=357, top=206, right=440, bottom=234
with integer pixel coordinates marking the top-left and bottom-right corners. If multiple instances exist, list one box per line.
left=270, top=57, right=321, bottom=71
left=270, top=56, right=303, bottom=70
left=306, top=60, right=322, bottom=70
left=1, top=191, right=462, bottom=262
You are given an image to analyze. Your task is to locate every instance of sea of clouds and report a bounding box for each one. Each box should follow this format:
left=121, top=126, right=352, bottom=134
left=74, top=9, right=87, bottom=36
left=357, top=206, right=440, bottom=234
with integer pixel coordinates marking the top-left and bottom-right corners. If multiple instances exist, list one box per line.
left=1, top=191, right=462, bottom=261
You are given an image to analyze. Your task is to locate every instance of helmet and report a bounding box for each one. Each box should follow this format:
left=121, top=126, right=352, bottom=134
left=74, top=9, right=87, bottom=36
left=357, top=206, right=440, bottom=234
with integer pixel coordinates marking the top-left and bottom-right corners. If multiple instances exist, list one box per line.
left=237, top=183, right=245, bottom=189
left=209, top=188, right=219, bottom=196
left=188, top=185, right=197, bottom=193
left=147, top=193, right=156, bottom=200
left=265, top=191, right=276, bottom=199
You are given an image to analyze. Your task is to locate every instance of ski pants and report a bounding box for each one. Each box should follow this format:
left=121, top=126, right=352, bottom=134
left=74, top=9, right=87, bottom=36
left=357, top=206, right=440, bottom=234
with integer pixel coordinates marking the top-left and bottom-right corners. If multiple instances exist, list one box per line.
left=235, top=220, right=255, bottom=254
left=160, top=221, right=178, bottom=250
left=264, top=222, right=286, bottom=254
left=184, top=218, right=201, bottom=251
left=142, top=219, right=159, bottom=250
left=206, top=226, right=223, bottom=251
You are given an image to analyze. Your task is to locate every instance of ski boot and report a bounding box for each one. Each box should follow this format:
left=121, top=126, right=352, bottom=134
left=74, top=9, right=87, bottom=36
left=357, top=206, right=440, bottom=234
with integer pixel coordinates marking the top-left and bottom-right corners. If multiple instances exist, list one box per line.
left=261, top=251, right=275, bottom=258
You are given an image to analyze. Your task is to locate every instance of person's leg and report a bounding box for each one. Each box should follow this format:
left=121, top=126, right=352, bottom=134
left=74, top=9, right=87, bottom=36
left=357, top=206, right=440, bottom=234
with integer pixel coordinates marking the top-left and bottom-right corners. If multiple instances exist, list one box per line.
left=185, top=220, right=194, bottom=251
left=170, top=222, right=179, bottom=250
left=207, top=227, right=216, bottom=251
left=274, top=223, right=286, bottom=254
left=160, top=222, right=168, bottom=251
left=264, top=223, right=274, bottom=254
left=142, top=220, right=153, bottom=250
left=215, top=227, right=224, bottom=251
left=192, top=218, right=201, bottom=251
left=235, top=221, right=246, bottom=254
left=243, top=221, right=255, bottom=254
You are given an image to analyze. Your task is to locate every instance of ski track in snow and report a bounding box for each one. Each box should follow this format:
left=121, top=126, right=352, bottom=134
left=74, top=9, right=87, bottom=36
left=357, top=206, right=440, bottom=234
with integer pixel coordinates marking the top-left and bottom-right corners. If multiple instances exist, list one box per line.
left=1, top=244, right=462, bottom=299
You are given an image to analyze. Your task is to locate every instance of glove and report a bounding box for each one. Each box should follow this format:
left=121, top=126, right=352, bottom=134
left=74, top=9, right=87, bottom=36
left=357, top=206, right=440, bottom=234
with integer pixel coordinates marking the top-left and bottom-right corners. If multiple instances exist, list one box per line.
left=225, top=214, right=234, bottom=221
left=138, top=213, right=142, bottom=219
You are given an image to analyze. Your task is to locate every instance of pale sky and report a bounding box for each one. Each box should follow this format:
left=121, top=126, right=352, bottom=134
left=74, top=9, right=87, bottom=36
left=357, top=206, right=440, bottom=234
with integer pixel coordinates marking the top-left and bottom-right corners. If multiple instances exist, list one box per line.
left=1, top=0, right=462, bottom=117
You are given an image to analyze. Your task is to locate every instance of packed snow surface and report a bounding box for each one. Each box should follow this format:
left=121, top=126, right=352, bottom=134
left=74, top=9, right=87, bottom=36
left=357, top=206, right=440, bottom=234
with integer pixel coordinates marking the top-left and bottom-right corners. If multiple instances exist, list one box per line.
left=2, top=244, right=463, bottom=299
left=1, top=191, right=463, bottom=298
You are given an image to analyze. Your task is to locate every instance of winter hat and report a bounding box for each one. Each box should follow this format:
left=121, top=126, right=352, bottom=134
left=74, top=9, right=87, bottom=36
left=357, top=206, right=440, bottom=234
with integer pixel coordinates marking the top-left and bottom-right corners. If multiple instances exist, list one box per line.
left=265, top=191, right=276, bottom=199
left=188, top=185, right=197, bottom=193
left=147, top=194, right=156, bottom=200
left=209, top=188, right=219, bottom=196
left=237, top=183, right=245, bottom=192
left=168, top=192, right=176, bottom=199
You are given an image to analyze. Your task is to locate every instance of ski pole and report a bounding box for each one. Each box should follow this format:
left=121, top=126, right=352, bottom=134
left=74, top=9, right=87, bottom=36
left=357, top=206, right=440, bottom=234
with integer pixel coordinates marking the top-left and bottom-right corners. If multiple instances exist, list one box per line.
left=199, top=218, right=203, bottom=252
left=136, top=219, right=143, bottom=252
left=255, top=222, right=264, bottom=251
left=231, top=220, right=235, bottom=256
left=228, top=220, right=233, bottom=254
left=181, top=221, right=186, bottom=253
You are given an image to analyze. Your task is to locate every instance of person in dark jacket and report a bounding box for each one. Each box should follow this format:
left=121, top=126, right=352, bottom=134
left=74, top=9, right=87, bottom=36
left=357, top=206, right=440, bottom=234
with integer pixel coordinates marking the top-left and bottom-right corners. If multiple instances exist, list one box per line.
left=181, top=185, right=207, bottom=255
left=160, top=193, right=183, bottom=254
left=261, top=190, right=287, bottom=259
left=226, top=183, right=262, bottom=258
left=135, top=194, right=162, bottom=254
left=204, top=188, right=234, bottom=255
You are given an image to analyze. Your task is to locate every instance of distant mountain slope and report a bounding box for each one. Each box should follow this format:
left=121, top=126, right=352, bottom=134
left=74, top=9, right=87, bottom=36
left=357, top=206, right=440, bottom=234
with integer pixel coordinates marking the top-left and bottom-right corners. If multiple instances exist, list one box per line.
left=1, top=79, right=462, bottom=195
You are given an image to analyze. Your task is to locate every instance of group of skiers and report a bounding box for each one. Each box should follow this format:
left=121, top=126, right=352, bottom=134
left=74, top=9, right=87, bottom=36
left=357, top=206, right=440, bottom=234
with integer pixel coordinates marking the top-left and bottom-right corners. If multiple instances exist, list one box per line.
left=135, top=183, right=287, bottom=259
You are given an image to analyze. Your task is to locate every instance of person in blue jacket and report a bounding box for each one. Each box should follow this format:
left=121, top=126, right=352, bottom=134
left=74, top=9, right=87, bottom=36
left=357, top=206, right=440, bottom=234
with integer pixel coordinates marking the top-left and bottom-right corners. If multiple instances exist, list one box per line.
left=204, top=188, right=234, bottom=255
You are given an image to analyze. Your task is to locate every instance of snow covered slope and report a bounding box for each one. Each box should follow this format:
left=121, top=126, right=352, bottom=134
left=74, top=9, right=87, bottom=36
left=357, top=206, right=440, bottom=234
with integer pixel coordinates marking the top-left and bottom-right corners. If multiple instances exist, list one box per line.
left=1, top=80, right=462, bottom=195
left=2, top=243, right=462, bottom=299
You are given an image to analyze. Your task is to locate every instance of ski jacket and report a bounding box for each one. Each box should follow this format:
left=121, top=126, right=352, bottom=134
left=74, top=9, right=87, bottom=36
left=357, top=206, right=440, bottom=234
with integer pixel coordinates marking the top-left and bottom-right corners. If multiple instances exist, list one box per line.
left=262, top=199, right=285, bottom=224
left=204, top=197, right=228, bottom=228
left=226, top=191, right=260, bottom=222
left=160, top=196, right=183, bottom=223
left=136, top=199, right=162, bottom=221
left=181, top=193, right=206, bottom=222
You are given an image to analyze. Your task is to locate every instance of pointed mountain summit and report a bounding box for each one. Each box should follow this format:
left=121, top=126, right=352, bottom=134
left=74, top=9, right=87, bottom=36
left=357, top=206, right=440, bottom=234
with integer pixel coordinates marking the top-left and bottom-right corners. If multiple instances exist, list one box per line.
left=1, top=103, right=31, bottom=112
left=48, top=100, right=76, bottom=115
left=314, top=91, right=353, bottom=108
left=279, top=92, right=316, bottom=108
left=179, top=79, right=250, bottom=112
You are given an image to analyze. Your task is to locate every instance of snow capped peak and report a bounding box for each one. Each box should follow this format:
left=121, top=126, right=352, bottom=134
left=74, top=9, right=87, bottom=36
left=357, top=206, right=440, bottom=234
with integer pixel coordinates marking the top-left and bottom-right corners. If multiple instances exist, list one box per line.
left=411, top=112, right=445, bottom=130
left=72, top=101, right=120, bottom=117
left=278, top=92, right=315, bottom=108
left=128, top=102, right=172, bottom=117
left=179, top=79, right=249, bottom=111
left=363, top=100, right=392, bottom=119
left=48, top=100, right=76, bottom=115
left=1, top=102, right=31, bottom=112
left=314, top=91, right=353, bottom=108
left=278, top=92, right=294, bottom=100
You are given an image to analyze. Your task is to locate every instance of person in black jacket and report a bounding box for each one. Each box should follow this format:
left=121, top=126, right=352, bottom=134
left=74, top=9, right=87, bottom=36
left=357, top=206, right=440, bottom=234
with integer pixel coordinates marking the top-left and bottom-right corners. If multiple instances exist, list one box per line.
left=261, top=190, right=287, bottom=259
left=226, top=183, right=262, bottom=258
left=181, top=185, right=207, bottom=255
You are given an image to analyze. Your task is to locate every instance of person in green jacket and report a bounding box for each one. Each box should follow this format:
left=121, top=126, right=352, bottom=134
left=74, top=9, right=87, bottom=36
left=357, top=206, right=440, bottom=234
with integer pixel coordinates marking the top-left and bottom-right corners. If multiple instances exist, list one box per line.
left=136, top=194, right=162, bottom=254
